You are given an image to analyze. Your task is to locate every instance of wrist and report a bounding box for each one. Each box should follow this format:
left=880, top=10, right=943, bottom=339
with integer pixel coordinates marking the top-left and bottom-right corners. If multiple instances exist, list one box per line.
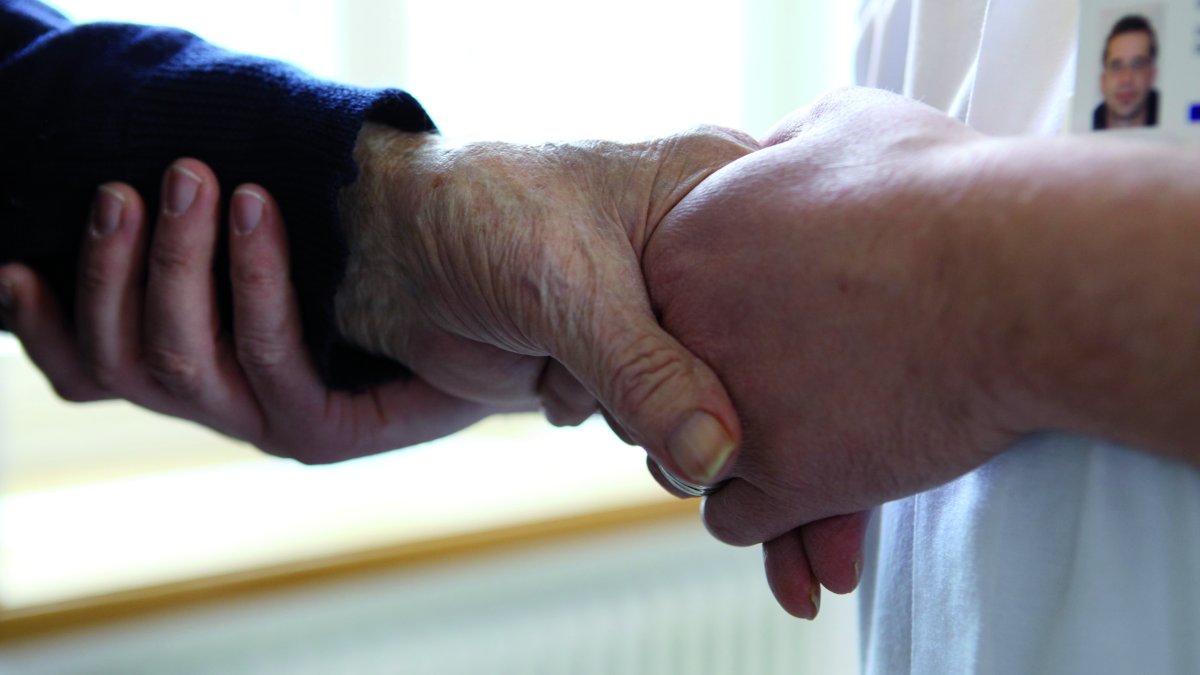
left=935, top=137, right=1194, bottom=447
left=920, top=139, right=1044, bottom=452
left=334, top=123, right=445, bottom=361
left=329, top=124, right=755, bottom=369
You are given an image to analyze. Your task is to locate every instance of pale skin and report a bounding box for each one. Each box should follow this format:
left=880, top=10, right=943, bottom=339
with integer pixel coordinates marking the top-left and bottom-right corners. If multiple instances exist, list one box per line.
left=1101, top=31, right=1156, bottom=128
left=643, top=87, right=1200, bottom=616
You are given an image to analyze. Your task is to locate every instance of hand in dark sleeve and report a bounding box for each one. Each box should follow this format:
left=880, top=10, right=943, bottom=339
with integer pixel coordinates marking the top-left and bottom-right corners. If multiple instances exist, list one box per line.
left=0, top=0, right=431, bottom=388
left=0, top=160, right=502, bottom=462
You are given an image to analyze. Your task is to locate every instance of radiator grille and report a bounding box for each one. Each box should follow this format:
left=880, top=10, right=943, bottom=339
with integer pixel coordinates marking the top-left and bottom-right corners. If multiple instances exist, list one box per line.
left=4, top=519, right=859, bottom=675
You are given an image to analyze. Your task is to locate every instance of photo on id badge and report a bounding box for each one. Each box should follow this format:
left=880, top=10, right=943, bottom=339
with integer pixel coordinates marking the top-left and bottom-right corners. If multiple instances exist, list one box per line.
left=1074, top=0, right=1200, bottom=138
left=1079, top=3, right=1164, bottom=131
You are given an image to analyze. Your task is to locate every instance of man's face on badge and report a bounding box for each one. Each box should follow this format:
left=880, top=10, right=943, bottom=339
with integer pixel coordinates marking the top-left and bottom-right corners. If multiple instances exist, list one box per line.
left=1101, top=31, right=1157, bottom=122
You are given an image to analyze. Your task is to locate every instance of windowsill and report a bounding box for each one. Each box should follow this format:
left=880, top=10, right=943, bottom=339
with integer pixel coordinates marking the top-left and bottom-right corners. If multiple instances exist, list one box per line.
left=0, top=416, right=673, bottom=614
left=0, top=338, right=693, bottom=645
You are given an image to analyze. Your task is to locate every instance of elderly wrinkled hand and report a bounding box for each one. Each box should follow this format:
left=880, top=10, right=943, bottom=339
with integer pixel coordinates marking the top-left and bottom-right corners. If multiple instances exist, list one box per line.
left=333, top=124, right=759, bottom=482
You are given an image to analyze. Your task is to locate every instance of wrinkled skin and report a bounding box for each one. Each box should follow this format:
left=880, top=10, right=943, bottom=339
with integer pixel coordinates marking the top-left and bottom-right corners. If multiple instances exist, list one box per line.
left=336, top=124, right=762, bottom=482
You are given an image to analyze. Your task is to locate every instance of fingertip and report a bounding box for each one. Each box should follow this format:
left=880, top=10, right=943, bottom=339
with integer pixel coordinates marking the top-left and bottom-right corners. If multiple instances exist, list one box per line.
left=81, top=183, right=146, bottom=263
left=229, top=183, right=278, bottom=236
left=664, top=408, right=739, bottom=485
left=763, top=532, right=820, bottom=620
left=229, top=185, right=290, bottom=292
left=166, top=158, right=217, bottom=186
left=537, top=360, right=598, bottom=427
left=603, top=409, right=636, bottom=445
left=0, top=261, right=46, bottom=310
left=229, top=184, right=267, bottom=235
left=699, top=488, right=765, bottom=547
left=87, top=184, right=128, bottom=239
left=108, top=183, right=147, bottom=230
left=233, top=183, right=277, bottom=214
left=803, top=511, right=872, bottom=594
left=160, top=159, right=218, bottom=219
left=0, top=263, right=30, bottom=318
left=0, top=264, right=105, bottom=403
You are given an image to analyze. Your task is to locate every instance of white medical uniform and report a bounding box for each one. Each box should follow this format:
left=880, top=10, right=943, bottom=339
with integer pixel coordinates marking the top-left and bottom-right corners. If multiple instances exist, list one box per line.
left=854, top=2, right=1200, bottom=673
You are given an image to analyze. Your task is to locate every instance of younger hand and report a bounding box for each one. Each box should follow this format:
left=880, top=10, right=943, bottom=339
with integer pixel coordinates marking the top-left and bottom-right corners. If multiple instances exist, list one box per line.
left=644, top=89, right=1021, bottom=614
left=0, top=159, right=500, bottom=463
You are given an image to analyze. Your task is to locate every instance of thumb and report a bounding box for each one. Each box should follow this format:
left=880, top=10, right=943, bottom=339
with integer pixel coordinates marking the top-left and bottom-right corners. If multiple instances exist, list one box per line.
left=555, top=303, right=741, bottom=486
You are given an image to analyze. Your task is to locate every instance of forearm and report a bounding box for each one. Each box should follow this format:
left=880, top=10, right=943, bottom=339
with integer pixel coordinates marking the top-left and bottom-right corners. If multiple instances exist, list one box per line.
left=945, top=137, right=1200, bottom=462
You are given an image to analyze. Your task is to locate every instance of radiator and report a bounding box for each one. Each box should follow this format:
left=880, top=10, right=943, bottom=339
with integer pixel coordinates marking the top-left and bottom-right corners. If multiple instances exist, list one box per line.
left=3, top=518, right=859, bottom=675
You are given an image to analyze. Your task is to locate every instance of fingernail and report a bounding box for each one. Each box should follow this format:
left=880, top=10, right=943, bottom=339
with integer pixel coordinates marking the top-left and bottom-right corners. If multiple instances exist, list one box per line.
left=165, top=164, right=202, bottom=216
left=90, top=185, right=126, bottom=238
left=809, top=587, right=821, bottom=619
left=232, top=188, right=266, bottom=235
left=854, top=558, right=862, bottom=583
left=0, top=278, right=13, bottom=313
left=666, top=411, right=736, bottom=483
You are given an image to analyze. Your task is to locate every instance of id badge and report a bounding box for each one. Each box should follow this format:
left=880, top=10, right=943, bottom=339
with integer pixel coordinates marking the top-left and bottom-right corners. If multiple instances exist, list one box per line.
left=1072, top=0, right=1200, bottom=140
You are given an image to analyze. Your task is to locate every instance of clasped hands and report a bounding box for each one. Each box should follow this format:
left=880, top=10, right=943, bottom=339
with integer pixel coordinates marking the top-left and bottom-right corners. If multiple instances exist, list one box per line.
left=0, top=89, right=1025, bottom=617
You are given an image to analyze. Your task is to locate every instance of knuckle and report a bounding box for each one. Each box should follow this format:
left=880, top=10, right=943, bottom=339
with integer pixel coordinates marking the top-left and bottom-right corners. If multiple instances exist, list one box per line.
left=148, top=242, right=195, bottom=278
left=235, top=331, right=289, bottom=372
left=606, top=335, right=691, bottom=415
left=232, top=261, right=285, bottom=294
left=254, top=422, right=341, bottom=465
left=807, top=86, right=870, bottom=120
left=285, top=444, right=338, bottom=466
left=78, top=254, right=125, bottom=298
left=766, top=87, right=865, bottom=145
left=144, top=345, right=202, bottom=398
left=670, top=125, right=758, bottom=162
left=52, top=381, right=97, bottom=403
left=253, top=437, right=291, bottom=460
left=688, top=123, right=758, bottom=150
left=82, top=357, right=124, bottom=392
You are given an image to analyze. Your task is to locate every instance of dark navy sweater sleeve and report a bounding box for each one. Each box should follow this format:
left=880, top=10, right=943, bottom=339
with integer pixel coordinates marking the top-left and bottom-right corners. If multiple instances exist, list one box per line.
left=0, top=0, right=433, bottom=389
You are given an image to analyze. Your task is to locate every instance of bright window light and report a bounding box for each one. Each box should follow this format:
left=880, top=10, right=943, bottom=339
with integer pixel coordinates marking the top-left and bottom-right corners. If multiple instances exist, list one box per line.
left=401, top=0, right=748, bottom=142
